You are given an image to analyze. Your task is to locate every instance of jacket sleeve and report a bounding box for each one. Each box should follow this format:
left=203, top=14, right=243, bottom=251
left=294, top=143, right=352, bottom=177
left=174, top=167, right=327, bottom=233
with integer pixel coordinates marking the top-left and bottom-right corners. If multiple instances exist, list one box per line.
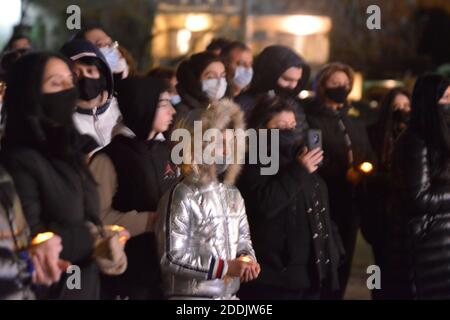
left=89, top=154, right=155, bottom=237
left=5, top=160, right=94, bottom=263
left=238, top=162, right=309, bottom=220
left=400, top=139, right=450, bottom=216
left=0, top=247, right=30, bottom=297
left=235, top=192, right=256, bottom=261
left=158, top=186, right=228, bottom=281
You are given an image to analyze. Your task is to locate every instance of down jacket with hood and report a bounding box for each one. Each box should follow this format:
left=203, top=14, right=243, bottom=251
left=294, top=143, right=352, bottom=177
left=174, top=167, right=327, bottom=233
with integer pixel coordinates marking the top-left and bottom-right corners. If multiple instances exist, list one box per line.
left=61, top=39, right=121, bottom=152
left=235, top=45, right=311, bottom=136
left=155, top=99, right=256, bottom=299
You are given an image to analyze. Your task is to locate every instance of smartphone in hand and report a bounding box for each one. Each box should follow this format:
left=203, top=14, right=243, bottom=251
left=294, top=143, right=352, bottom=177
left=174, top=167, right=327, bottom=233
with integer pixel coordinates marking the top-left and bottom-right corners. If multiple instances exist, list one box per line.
left=307, top=129, right=323, bottom=166
left=307, top=129, right=322, bottom=151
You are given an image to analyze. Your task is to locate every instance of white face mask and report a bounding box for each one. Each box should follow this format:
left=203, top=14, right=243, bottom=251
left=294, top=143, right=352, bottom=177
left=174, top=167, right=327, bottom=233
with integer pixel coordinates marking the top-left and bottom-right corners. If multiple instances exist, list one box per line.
left=233, top=66, right=253, bottom=88
left=202, top=77, right=227, bottom=101
left=99, top=46, right=128, bottom=75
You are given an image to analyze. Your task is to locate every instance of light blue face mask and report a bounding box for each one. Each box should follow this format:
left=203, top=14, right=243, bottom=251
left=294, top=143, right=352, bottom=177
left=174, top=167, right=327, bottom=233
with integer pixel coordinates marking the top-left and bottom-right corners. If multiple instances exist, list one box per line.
left=99, top=44, right=128, bottom=75
left=170, top=94, right=182, bottom=106
left=233, top=66, right=253, bottom=88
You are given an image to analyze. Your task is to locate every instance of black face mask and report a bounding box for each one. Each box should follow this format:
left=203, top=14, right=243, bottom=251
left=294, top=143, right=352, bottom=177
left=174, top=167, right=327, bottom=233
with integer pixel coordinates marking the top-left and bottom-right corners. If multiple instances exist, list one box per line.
left=274, top=86, right=297, bottom=98
left=325, top=86, right=349, bottom=104
left=275, top=129, right=304, bottom=160
left=41, top=87, right=78, bottom=126
left=77, top=74, right=107, bottom=101
left=393, top=110, right=410, bottom=125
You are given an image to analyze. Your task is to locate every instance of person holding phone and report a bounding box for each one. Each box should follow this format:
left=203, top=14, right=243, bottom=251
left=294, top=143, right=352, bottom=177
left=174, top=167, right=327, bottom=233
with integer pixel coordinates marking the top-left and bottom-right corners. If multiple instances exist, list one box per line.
left=305, top=62, right=376, bottom=299
left=237, top=95, right=343, bottom=300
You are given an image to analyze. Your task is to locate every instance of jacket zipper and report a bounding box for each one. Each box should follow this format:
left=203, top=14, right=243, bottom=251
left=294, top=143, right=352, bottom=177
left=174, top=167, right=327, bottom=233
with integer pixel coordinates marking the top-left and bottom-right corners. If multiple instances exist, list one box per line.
left=92, top=108, right=105, bottom=146
left=219, top=186, right=231, bottom=258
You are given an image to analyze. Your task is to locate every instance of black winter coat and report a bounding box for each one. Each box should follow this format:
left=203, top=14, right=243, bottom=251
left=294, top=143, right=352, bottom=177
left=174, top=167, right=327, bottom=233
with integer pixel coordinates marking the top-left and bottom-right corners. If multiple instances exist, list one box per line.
left=237, top=152, right=342, bottom=291
left=388, top=129, right=450, bottom=299
left=1, top=147, right=100, bottom=300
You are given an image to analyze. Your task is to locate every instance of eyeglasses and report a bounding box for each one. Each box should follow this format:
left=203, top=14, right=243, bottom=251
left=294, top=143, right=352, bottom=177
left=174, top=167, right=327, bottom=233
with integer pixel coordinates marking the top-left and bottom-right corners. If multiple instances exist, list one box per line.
left=105, top=41, right=119, bottom=49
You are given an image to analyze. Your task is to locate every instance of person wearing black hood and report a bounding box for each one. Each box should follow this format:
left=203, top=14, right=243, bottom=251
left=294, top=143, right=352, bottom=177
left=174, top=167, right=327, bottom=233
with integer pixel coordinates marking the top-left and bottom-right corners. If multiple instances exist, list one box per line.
left=1, top=35, right=33, bottom=123
left=386, top=74, right=450, bottom=299
left=362, top=88, right=411, bottom=300
left=237, top=95, right=342, bottom=300
left=89, top=76, right=177, bottom=299
left=305, top=62, right=376, bottom=299
left=61, top=39, right=121, bottom=153
left=0, top=52, right=103, bottom=299
left=175, top=51, right=228, bottom=123
left=235, top=45, right=310, bottom=136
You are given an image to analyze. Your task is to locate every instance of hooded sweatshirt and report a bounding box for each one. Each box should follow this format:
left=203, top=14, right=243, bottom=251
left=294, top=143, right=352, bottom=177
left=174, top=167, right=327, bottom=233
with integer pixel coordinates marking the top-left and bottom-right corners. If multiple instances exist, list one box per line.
left=90, top=77, right=178, bottom=236
left=89, top=77, right=178, bottom=299
left=61, top=39, right=121, bottom=151
left=235, top=45, right=311, bottom=135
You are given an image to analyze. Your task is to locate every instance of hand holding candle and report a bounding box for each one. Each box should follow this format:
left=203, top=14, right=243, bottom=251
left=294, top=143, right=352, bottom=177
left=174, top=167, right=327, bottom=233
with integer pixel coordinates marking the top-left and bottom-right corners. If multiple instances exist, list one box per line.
left=238, top=256, right=261, bottom=283
left=29, top=233, right=69, bottom=286
left=104, top=225, right=130, bottom=246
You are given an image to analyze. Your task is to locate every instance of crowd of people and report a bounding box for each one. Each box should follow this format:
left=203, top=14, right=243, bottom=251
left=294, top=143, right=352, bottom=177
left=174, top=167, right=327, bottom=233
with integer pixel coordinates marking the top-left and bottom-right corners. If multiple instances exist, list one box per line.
left=1, top=26, right=450, bottom=300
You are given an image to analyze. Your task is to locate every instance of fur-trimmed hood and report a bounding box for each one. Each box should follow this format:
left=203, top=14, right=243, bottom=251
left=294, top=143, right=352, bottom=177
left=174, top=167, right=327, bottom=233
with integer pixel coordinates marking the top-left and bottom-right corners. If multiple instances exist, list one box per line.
left=176, top=99, right=246, bottom=186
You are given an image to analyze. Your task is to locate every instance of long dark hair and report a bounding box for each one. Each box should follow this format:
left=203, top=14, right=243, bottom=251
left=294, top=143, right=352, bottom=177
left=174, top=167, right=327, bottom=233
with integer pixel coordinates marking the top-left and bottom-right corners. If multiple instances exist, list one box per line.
left=409, top=74, right=450, bottom=179
left=2, top=52, right=90, bottom=175
left=371, top=88, right=411, bottom=169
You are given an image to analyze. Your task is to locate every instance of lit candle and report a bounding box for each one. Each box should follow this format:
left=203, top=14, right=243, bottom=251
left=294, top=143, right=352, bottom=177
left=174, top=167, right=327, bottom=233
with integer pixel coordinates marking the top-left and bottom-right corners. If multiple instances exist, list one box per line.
left=105, top=225, right=128, bottom=245
left=107, top=225, right=125, bottom=232
left=359, top=162, right=374, bottom=174
left=31, top=232, right=55, bottom=245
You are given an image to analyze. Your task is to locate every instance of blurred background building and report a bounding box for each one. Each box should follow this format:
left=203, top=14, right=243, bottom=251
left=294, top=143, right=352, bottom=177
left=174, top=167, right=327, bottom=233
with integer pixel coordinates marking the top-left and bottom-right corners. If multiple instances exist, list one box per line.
left=1, top=0, right=449, bottom=76
left=1, top=0, right=450, bottom=112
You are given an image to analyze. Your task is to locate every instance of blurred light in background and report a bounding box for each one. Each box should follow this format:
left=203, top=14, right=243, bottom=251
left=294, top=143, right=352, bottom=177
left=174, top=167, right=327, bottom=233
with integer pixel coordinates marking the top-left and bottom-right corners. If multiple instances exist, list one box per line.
left=280, top=15, right=332, bottom=36
left=0, top=0, right=22, bottom=49
left=349, top=72, right=363, bottom=101
left=382, top=79, right=402, bottom=89
left=177, top=29, right=192, bottom=54
left=185, top=14, right=211, bottom=32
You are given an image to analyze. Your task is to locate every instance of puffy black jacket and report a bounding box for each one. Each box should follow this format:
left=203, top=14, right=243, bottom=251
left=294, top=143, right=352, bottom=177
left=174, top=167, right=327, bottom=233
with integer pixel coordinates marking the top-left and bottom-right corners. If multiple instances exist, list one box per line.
left=1, top=147, right=101, bottom=300
left=389, top=129, right=450, bottom=299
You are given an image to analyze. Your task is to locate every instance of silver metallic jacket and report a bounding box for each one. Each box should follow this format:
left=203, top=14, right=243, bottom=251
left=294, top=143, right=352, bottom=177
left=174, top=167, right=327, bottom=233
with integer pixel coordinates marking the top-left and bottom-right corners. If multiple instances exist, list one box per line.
left=155, top=99, right=256, bottom=299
